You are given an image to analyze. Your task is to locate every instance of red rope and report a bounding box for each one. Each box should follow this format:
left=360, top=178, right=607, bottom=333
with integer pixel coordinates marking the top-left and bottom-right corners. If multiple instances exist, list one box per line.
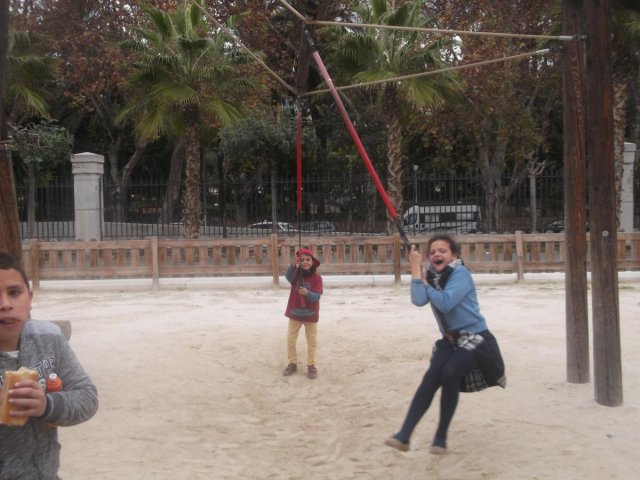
left=310, top=50, right=398, bottom=220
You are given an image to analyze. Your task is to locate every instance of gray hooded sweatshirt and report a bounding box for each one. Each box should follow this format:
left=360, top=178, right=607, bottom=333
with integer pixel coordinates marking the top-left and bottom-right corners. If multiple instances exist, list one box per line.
left=1, top=320, right=99, bottom=479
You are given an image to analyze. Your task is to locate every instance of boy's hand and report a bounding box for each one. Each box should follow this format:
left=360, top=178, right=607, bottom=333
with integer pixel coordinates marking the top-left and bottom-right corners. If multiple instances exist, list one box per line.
left=6, top=379, right=47, bottom=420
left=297, top=286, right=308, bottom=296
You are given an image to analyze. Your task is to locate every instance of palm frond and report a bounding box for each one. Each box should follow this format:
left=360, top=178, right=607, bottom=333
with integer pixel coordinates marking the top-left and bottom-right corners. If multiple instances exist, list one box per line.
left=202, top=97, right=242, bottom=125
left=6, top=85, right=50, bottom=118
left=142, top=6, right=175, bottom=41
left=134, top=103, right=176, bottom=142
left=327, top=0, right=464, bottom=122
left=152, top=82, right=199, bottom=106
left=188, top=0, right=205, bottom=34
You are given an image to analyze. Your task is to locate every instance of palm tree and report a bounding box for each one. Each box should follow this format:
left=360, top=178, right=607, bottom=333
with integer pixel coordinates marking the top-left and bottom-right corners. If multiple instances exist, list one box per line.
left=5, top=29, right=59, bottom=239
left=327, top=0, right=463, bottom=225
left=5, top=30, right=56, bottom=124
left=119, top=0, right=255, bottom=237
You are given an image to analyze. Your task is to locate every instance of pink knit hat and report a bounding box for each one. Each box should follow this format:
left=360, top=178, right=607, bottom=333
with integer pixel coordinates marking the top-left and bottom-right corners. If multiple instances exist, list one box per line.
left=296, top=247, right=320, bottom=268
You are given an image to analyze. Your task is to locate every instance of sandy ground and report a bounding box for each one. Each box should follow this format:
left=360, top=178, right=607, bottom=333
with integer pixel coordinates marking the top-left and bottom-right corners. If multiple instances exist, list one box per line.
left=30, top=275, right=640, bottom=480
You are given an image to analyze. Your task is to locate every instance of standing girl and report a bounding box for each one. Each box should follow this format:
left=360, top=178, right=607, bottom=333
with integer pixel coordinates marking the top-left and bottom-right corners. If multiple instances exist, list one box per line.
left=282, top=248, right=323, bottom=379
left=385, top=235, right=505, bottom=454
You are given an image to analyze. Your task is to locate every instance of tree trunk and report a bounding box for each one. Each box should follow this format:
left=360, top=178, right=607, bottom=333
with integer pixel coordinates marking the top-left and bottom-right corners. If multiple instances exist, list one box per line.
left=161, top=142, right=185, bottom=224
left=110, top=140, right=146, bottom=223
left=346, top=168, right=353, bottom=233
left=270, top=168, right=277, bottom=233
left=366, top=177, right=377, bottom=232
left=384, top=87, right=403, bottom=233
left=527, top=161, right=545, bottom=233
left=0, top=147, right=22, bottom=256
left=106, top=137, right=124, bottom=221
left=529, top=173, right=537, bottom=232
left=183, top=112, right=202, bottom=238
left=0, top=0, right=22, bottom=257
left=217, top=149, right=228, bottom=238
left=484, top=181, right=498, bottom=233
left=612, top=67, right=629, bottom=229
left=27, top=162, right=36, bottom=238
left=494, top=190, right=504, bottom=231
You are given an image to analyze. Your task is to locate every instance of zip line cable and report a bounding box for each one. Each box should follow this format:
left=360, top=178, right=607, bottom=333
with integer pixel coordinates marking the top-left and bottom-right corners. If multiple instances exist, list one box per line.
left=312, top=20, right=574, bottom=42
left=276, top=0, right=575, bottom=42
left=302, top=48, right=553, bottom=97
left=193, top=1, right=570, bottom=248
left=196, top=2, right=570, bottom=100
left=194, top=3, right=297, bottom=95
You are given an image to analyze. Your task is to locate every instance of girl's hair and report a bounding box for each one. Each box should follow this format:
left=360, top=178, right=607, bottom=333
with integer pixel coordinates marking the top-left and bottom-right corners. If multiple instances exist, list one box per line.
left=427, top=234, right=461, bottom=257
left=0, top=251, right=30, bottom=289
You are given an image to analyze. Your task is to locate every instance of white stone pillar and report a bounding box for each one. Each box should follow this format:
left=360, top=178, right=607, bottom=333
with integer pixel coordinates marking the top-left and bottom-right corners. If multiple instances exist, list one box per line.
left=71, top=152, right=104, bottom=241
left=620, top=143, right=636, bottom=232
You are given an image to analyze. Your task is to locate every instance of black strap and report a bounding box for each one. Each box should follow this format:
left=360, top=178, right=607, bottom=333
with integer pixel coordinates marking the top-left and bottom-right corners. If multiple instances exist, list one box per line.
left=426, top=265, right=453, bottom=333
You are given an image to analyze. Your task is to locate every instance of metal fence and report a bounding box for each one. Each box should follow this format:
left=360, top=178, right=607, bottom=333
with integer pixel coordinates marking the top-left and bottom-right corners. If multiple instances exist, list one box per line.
left=16, top=178, right=75, bottom=241
left=18, top=171, right=566, bottom=240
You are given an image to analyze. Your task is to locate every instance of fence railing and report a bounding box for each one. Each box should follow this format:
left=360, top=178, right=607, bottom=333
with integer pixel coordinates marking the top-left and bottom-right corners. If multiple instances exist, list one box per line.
left=18, top=171, right=569, bottom=240
left=22, top=232, right=640, bottom=289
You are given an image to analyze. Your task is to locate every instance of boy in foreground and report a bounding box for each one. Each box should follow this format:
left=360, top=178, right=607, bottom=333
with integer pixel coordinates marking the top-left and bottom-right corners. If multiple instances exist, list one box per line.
left=0, top=251, right=98, bottom=479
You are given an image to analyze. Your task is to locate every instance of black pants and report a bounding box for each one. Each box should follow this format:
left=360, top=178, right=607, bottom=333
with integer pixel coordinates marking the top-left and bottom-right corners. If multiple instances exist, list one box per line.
left=395, top=340, right=476, bottom=444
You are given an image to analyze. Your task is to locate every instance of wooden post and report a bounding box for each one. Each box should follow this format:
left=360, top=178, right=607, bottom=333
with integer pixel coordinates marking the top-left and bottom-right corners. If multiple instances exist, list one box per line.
left=562, top=0, right=590, bottom=384
left=584, top=0, right=622, bottom=406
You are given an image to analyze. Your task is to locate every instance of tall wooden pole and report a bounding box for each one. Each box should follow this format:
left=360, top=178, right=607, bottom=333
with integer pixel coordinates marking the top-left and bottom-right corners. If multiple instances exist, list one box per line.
left=562, top=0, right=589, bottom=384
left=0, top=0, right=23, bottom=258
left=584, top=0, right=622, bottom=406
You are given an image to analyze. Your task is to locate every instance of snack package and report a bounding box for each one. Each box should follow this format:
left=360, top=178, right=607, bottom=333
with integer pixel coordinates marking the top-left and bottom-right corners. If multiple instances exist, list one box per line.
left=0, top=367, right=39, bottom=426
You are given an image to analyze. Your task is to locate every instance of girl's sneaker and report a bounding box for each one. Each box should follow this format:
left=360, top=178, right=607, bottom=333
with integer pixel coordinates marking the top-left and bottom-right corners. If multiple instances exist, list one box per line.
left=384, top=436, right=410, bottom=452
left=430, top=436, right=447, bottom=454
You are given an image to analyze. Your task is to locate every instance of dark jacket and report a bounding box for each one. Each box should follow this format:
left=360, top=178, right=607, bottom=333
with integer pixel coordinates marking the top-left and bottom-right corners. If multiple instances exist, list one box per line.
left=284, top=265, right=323, bottom=322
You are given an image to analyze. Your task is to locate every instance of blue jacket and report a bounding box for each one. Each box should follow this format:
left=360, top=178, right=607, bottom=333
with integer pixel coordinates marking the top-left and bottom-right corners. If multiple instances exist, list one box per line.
left=410, top=265, right=488, bottom=334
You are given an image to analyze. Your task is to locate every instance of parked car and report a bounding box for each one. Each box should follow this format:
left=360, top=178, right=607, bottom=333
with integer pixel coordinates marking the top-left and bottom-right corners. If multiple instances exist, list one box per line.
left=413, top=223, right=480, bottom=235
left=247, top=221, right=297, bottom=234
left=297, top=221, right=337, bottom=234
left=542, top=219, right=565, bottom=233
left=541, top=219, right=589, bottom=233
left=403, top=204, right=481, bottom=235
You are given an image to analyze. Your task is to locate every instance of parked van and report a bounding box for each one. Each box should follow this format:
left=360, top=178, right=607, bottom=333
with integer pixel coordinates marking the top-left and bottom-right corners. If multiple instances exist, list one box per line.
left=403, top=204, right=481, bottom=234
